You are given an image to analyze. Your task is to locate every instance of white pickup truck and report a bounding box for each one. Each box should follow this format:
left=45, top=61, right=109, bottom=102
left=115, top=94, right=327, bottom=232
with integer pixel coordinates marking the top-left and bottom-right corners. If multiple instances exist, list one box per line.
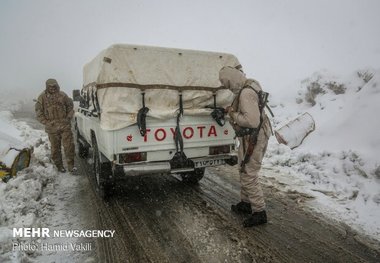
left=73, top=44, right=239, bottom=197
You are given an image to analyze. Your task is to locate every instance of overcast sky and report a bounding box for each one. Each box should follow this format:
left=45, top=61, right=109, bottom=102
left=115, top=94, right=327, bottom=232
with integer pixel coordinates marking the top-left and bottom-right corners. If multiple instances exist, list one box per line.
left=1, top=0, right=379, bottom=97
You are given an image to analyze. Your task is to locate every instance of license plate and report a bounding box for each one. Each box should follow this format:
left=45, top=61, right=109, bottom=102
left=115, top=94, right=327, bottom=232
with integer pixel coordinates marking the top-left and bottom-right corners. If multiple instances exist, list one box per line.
left=194, top=158, right=225, bottom=168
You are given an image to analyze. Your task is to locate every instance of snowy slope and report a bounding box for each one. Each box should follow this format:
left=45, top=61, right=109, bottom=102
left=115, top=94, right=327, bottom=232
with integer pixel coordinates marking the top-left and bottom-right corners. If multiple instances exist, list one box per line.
left=266, top=68, right=380, bottom=240
left=0, top=104, right=95, bottom=262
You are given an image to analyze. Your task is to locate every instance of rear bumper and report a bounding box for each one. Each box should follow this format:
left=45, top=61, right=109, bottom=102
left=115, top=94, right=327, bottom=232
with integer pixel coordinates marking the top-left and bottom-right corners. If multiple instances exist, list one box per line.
left=121, top=154, right=237, bottom=176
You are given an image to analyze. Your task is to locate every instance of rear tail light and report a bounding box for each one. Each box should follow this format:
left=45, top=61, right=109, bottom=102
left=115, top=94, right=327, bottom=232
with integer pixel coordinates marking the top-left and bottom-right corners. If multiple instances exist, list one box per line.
left=209, top=145, right=230, bottom=155
left=119, top=152, right=147, bottom=163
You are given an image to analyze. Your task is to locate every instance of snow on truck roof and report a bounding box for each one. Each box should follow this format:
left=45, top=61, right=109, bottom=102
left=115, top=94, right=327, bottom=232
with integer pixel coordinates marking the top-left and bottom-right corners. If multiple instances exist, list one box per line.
left=83, top=44, right=241, bottom=90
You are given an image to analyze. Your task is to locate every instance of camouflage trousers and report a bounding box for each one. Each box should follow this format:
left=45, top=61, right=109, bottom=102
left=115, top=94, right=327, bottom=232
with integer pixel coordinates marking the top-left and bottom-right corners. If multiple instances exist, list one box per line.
left=238, top=129, right=269, bottom=212
left=47, top=124, right=75, bottom=170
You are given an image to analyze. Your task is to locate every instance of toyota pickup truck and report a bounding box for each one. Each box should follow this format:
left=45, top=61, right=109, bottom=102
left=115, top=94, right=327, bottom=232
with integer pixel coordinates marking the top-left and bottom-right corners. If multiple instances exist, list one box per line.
left=73, top=44, right=239, bottom=197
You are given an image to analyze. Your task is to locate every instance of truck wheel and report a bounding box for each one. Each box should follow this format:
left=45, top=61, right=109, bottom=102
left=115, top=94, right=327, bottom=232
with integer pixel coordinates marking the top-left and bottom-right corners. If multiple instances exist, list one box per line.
left=181, top=168, right=205, bottom=184
left=92, top=135, right=113, bottom=199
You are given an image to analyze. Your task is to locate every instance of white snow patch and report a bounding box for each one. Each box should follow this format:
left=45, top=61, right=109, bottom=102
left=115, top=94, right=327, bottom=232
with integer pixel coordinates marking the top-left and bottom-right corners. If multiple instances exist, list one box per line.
left=265, top=68, right=380, bottom=241
left=0, top=101, right=95, bottom=263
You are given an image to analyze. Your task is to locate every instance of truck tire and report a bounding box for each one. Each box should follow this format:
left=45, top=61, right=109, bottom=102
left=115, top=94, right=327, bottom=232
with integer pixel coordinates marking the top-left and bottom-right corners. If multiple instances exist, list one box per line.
left=181, top=168, right=205, bottom=184
left=91, top=135, right=113, bottom=199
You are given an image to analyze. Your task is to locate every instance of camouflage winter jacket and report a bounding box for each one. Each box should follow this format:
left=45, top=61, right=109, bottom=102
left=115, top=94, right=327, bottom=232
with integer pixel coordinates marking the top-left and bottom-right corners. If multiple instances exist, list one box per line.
left=35, top=88, right=74, bottom=133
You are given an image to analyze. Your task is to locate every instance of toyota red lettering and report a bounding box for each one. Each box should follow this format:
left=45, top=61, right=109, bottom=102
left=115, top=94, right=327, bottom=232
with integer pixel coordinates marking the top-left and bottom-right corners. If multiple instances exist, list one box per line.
left=154, top=128, right=166, bottom=141
left=183, top=127, right=194, bottom=139
left=142, top=125, right=218, bottom=142
left=197, top=126, right=205, bottom=138
left=143, top=128, right=152, bottom=142
left=208, top=125, right=217, bottom=137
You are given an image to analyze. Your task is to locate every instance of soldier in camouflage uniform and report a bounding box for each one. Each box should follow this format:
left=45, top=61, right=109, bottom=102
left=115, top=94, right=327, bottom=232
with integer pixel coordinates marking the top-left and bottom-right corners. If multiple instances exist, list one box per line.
left=219, top=67, right=271, bottom=227
left=35, top=79, right=76, bottom=173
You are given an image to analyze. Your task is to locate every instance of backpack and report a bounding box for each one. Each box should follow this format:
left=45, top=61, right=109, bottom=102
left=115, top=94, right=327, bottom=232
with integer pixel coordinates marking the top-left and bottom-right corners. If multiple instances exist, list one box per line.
left=234, top=85, right=273, bottom=137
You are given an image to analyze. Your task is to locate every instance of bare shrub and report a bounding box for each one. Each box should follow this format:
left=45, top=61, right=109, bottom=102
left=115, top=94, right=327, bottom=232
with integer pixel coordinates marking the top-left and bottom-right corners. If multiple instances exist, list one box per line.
left=305, top=81, right=325, bottom=106
left=295, top=97, right=303, bottom=104
left=357, top=70, right=374, bottom=83
left=326, top=81, right=346, bottom=95
left=374, top=166, right=380, bottom=179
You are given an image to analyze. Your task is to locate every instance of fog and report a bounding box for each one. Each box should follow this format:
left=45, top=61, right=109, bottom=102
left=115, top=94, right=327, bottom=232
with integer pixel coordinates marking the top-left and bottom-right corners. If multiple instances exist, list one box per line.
left=1, top=0, right=379, bottom=99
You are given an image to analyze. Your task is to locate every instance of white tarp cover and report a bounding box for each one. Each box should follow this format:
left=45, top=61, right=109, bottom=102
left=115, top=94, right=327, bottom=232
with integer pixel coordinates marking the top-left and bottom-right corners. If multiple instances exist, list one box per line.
left=82, top=44, right=241, bottom=130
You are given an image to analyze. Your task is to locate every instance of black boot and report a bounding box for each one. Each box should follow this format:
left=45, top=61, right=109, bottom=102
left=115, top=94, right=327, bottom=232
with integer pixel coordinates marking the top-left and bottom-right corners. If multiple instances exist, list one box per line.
left=231, top=201, right=252, bottom=214
left=57, top=166, right=66, bottom=173
left=243, top=210, right=267, bottom=227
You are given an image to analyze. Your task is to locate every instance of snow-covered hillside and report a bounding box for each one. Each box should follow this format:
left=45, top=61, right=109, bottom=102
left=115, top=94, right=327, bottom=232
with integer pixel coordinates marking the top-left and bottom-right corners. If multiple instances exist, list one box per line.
left=266, top=68, right=380, bottom=240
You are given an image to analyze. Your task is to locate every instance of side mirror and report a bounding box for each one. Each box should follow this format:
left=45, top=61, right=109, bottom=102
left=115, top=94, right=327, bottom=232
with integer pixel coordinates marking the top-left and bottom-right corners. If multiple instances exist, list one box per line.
left=72, top=90, right=81, bottom=102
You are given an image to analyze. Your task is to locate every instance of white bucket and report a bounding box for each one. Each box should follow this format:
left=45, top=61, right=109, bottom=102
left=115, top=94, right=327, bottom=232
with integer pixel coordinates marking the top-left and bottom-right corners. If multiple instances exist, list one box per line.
left=275, top=112, right=315, bottom=149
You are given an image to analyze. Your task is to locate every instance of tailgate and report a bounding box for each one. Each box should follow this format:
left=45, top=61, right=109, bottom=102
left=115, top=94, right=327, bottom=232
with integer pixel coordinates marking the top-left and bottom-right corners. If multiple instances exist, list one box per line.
left=114, top=115, right=235, bottom=154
